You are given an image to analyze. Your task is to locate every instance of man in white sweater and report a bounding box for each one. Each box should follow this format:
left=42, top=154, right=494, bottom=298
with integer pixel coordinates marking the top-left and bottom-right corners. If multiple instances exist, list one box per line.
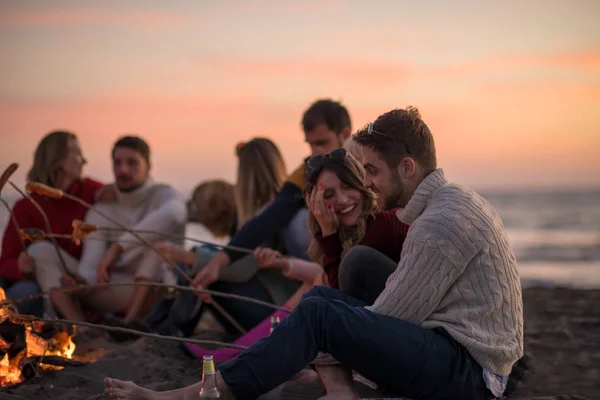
left=55, top=136, right=186, bottom=324
left=104, top=110, right=523, bottom=400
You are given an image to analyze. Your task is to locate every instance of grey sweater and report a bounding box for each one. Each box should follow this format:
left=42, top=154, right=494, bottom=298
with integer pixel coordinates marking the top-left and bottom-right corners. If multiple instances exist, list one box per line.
left=367, top=169, right=523, bottom=376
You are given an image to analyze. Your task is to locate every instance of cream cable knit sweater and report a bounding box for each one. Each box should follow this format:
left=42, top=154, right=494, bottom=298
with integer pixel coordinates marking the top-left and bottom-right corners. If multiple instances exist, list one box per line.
left=366, top=169, right=523, bottom=376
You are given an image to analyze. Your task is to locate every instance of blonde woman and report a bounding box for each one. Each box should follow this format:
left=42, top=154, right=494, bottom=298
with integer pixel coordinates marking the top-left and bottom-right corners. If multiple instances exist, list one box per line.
left=152, top=138, right=301, bottom=336
left=0, top=130, right=103, bottom=316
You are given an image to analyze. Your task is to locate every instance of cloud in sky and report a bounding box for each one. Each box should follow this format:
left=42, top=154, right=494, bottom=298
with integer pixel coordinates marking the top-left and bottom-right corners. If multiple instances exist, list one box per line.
left=424, top=51, right=600, bottom=79
left=0, top=9, right=195, bottom=30
left=226, top=0, right=342, bottom=13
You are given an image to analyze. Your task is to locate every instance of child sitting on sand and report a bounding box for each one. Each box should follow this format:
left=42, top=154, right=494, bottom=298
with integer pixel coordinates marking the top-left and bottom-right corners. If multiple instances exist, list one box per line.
left=185, top=180, right=237, bottom=246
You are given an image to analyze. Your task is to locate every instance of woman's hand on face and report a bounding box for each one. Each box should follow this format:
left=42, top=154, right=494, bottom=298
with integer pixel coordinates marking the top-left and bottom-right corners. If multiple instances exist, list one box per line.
left=253, top=247, right=286, bottom=269
left=306, top=185, right=338, bottom=236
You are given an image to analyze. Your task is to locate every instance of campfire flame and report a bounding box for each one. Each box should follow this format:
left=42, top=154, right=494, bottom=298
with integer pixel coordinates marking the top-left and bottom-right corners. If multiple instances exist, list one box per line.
left=0, top=288, right=77, bottom=387
left=0, top=351, right=22, bottom=386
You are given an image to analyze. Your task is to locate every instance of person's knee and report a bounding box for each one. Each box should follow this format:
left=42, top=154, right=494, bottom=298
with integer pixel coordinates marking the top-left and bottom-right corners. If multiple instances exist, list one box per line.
left=342, top=245, right=380, bottom=266
left=27, top=241, right=56, bottom=259
left=301, top=285, right=337, bottom=302
left=6, top=280, right=41, bottom=298
left=339, top=245, right=374, bottom=287
left=136, top=252, right=164, bottom=282
left=78, top=265, right=96, bottom=285
left=296, top=296, right=330, bottom=321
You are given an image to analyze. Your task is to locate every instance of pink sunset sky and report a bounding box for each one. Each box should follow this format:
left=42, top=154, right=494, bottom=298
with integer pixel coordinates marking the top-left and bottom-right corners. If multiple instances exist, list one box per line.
left=1, top=0, right=599, bottom=196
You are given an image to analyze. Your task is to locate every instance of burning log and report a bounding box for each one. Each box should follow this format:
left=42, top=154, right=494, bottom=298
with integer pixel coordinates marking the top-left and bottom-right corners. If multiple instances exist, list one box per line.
left=28, top=355, right=87, bottom=368
left=0, top=325, right=77, bottom=387
left=1, top=288, right=78, bottom=388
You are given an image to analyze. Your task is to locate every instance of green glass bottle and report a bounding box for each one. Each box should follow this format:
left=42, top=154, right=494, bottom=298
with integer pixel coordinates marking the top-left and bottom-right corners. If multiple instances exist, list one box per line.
left=199, top=355, right=220, bottom=398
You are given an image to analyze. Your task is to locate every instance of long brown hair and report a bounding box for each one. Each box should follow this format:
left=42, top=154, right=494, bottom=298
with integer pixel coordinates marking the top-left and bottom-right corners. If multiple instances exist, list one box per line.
left=235, top=138, right=287, bottom=226
left=305, top=151, right=378, bottom=264
left=27, top=130, right=78, bottom=188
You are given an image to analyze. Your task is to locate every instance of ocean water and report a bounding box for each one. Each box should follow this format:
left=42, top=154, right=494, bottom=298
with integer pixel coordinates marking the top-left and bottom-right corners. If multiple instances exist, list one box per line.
left=1, top=188, right=599, bottom=289
left=481, top=188, right=600, bottom=289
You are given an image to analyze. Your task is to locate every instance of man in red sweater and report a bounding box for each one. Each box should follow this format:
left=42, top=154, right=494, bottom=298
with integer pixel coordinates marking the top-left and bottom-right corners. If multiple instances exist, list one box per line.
left=0, top=131, right=103, bottom=316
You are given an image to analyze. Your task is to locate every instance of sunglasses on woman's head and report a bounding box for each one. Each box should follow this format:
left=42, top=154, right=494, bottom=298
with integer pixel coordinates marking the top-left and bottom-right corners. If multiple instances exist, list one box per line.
left=306, top=148, right=348, bottom=172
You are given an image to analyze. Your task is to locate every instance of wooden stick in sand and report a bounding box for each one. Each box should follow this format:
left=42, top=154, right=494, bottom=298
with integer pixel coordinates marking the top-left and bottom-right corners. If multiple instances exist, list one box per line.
left=25, top=181, right=247, bottom=334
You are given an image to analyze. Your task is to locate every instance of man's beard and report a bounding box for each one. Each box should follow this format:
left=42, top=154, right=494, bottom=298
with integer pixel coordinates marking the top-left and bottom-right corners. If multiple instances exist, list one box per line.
left=116, top=177, right=145, bottom=193
left=382, top=171, right=404, bottom=211
left=118, top=184, right=143, bottom=193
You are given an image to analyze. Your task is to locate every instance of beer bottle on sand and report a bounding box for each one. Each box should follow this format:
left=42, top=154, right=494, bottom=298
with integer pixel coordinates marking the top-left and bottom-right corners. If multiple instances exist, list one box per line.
left=199, top=355, right=220, bottom=398
left=270, top=316, right=280, bottom=334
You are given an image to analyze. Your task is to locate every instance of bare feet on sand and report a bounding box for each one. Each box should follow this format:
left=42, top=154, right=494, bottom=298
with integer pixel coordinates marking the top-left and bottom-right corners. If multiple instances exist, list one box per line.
left=104, top=374, right=233, bottom=400
left=104, top=378, right=177, bottom=400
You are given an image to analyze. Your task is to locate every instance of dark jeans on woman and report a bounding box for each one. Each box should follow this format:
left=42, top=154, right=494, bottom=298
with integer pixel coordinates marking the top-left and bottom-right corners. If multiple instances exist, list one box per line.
left=219, top=285, right=493, bottom=400
left=199, top=276, right=274, bottom=335
left=145, top=262, right=274, bottom=337
left=0, top=279, right=44, bottom=317
left=338, top=245, right=397, bottom=305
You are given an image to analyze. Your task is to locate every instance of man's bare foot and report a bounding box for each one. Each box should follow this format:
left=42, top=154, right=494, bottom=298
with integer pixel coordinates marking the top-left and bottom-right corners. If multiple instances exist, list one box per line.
left=104, top=374, right=233, bottom=400
left=104, top=378, right=179, bottom=400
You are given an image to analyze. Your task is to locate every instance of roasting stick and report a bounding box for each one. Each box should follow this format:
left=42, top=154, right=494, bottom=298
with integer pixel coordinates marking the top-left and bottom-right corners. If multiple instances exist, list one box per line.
left=2, top=281, right=290, bottom=313
left=6, top=309, right=248, bottom=351
left=24, top=181, right=247, bottom=334
left=21, top=231, right=229, bottom=249
left=0, top=199, right=27, bottom=253
left=98, top=227, right=255, bottom=255
left=46, top=227, right=254, bottom=255
left=7, top=182, right=73, bottom=278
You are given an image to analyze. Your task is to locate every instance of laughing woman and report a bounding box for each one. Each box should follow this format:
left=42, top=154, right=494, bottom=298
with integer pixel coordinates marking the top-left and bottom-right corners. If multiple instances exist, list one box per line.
left=181, top=148, right=410, bottom=363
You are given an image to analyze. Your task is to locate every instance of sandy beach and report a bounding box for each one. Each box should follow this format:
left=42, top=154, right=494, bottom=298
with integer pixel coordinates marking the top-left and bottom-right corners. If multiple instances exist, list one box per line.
left=1, top=286, right=598, bottom=400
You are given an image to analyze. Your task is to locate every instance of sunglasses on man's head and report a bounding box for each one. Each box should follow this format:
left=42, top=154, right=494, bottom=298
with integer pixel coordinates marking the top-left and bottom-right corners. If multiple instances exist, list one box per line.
left=363, top=122, right=410, bottom=155
left=365, top=122, right=388, bottom=137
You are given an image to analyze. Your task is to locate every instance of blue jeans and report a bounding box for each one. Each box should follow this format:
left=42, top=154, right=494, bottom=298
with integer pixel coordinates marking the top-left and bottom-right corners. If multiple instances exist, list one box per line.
left=0, top=279, right=44, bottom=317
left=339, top=245, right=398, bottom=305
left=220, top=286, right=492, bottom=400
